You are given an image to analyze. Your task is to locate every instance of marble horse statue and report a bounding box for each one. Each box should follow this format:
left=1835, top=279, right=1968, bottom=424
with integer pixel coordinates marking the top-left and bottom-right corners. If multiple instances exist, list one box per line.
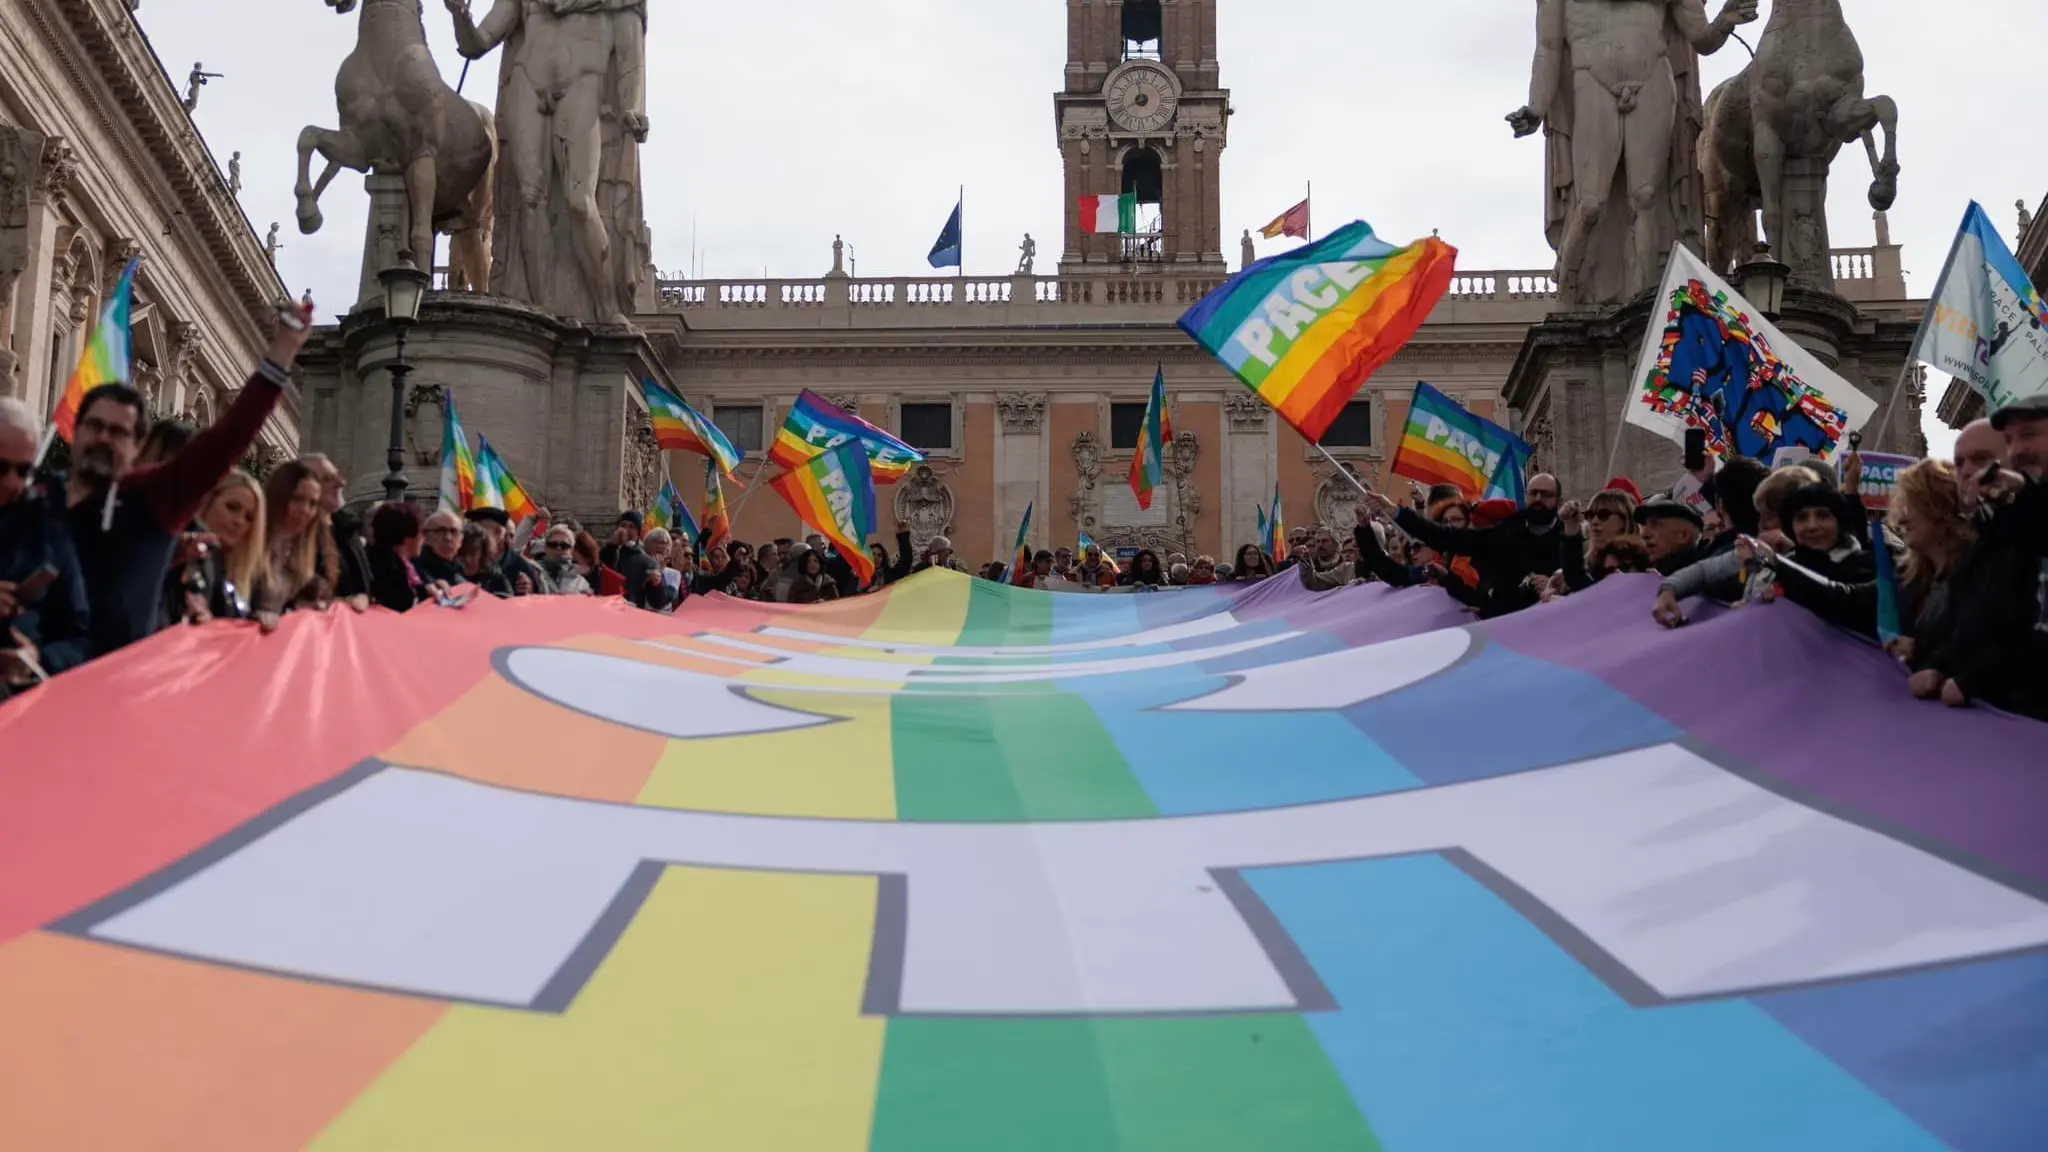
left=1699, top=0, right=1899, bottom=278
left=294, top=0, right=496, bottom=293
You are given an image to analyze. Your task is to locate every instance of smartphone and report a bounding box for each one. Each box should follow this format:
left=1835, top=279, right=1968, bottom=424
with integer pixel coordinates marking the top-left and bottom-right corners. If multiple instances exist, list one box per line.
left=1683, top=428, right=1708, bottom=473
left=7, top=564, right=60, bottom=610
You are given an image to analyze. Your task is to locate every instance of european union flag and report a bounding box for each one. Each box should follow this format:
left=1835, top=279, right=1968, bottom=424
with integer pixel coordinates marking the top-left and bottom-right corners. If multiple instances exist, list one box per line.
left=928, top=194, right=962, bottom=270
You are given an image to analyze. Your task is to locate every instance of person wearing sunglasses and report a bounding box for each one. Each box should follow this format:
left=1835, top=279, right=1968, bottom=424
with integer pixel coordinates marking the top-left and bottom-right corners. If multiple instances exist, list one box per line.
left=538, top=525, right=592, bottom=595
left=0, top=398, right=90, bottom=694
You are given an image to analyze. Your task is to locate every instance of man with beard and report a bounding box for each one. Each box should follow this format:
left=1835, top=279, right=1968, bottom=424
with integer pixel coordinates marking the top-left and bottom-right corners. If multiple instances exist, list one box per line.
left=0, top=398, right=89, bottom=693
left=1368, top=473, right=1587, bottom=617
left=51, top=300, right=313, bottom=657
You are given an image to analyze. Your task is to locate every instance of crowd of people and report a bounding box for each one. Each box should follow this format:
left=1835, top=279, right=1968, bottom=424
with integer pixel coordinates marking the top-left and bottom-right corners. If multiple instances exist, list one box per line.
left=3, top=302, right=2043, bottom=721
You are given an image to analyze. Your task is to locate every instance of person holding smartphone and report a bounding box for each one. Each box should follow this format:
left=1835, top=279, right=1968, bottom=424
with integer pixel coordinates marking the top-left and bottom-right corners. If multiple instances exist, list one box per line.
left=0, top=398, right=91, bottom=694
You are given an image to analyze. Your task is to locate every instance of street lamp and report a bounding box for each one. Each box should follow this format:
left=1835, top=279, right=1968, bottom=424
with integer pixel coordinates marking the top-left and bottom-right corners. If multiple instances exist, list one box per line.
left=377, top=249, right=431, bottom=503
left=1732, top=242, right=1790, bottom=321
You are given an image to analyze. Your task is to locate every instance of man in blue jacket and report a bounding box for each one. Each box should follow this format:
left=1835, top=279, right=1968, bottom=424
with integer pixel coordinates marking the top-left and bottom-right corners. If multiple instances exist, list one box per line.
left=0, top=398, right=90, bottom=695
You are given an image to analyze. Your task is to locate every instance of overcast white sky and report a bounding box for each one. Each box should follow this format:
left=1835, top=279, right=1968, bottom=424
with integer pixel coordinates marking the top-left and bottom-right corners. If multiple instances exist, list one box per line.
left=140, top=0, right=2046, bottom=456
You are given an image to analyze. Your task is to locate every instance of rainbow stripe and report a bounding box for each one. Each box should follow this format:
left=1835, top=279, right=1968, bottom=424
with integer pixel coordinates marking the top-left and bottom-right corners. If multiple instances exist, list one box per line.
left=648, top=477, right=700, bottom=547
left=768, top=441, right=877, bottom=584
left=768, top=391, right=924, bottom=484
left=474, top=437, right=539, bottom=525
left=1268, top=484, right=1287, bottom=563
left=1009, top=500, right=1034, bottom=585
left=53, top=257, right=139, bottom=441
left=702, top=460, right=732, bottom=551
left=437, top=394, right=480, bottom=515
left=1127, top=367, right=1174, bottom=511
left=644, top=381, right=743, bottom=479
left=1388, top=383, right=1532, bottom=503
left=1180, top=221, right=1456, bottom=443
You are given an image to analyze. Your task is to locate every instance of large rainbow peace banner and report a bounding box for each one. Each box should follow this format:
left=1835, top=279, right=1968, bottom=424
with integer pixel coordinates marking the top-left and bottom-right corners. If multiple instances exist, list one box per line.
left=3, top=572, right=2045, bottom=1150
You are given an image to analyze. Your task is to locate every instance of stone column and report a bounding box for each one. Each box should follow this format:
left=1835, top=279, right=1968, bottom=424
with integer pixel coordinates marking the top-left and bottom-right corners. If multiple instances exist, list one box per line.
left=17, top=137, right=77, bottom=411
left=0, top=125, right=48, bottom=391
left=1222, top=392, right=1269, bottom=552
left=356, top=173, right=411, bottom=313
left=1779, top=156, right=1835, bottom=290
left=997, top=392, right=1048, bottom=553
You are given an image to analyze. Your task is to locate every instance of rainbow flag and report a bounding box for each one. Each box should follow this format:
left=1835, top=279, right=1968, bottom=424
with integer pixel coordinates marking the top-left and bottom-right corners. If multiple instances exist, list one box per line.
left=1388, top=382, right=1534, bottom=504
left=769, top=390, right=924, bottom=483
left=648, top=476, right=700, bottom=547
left=1268, top=484, right=1287, bottom=563
left=1009, top=501, right=1034, bottom=586
left=1179, top=220, right=1456, bottom=443
left=437, top=394, right=479, bottom=515
left=53, top=256, right=140, bottom=441
left=474, top=437, right=539, bottom=525
left=701, top=458, right=732, bottom=551
left=643, top=380, right=743, bottom=479
left=1128, top=367, right=1174, bottom=511
left=1077, top=529, right=1119, bottom=574
left=769, top=440, right=877, bottom=584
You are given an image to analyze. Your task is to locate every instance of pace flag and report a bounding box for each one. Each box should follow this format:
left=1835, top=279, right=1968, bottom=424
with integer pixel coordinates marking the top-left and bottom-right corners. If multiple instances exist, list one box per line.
left=701, top=458, right=732, bottom=551
left=437, top=393, right=480, bottom=514
left=1008, top=500, right=1034, bottom=586
left=648, top=476, right=700, bottom=546
left=1389, top=382, right=1534, bottom=503
left=52, top=256, right=140, bottom=441
left=769, top=390, right=924, bottom=483
left=474, top=437, right=538, bottom=525
left=1872, top=520, right=1905, bottom=645
left=1628, top=244, right=1874, bottom=462
left=1128, top=367, right=1174, bottom=511
left=1268, top=483, right=1288, bottom=562
left=643, top=380, right=743, bottom=479
left=1912, top=200, right=2048, bottom=411
left=7, top=572, right=2044, bottom=1149
left=1077, top=529, right=1118, bottom=574
left=769, top=440, right=877, bottom=585
left=1180, top=220, right=1457, bottom=443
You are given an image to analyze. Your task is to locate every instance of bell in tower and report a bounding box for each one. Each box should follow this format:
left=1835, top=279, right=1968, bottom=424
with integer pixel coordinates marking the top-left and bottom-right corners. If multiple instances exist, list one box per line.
left=1057, top=0, right=1230, bottom=274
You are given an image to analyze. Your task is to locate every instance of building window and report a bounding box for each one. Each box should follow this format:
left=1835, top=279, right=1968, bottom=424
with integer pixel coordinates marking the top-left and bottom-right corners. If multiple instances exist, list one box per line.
left=1109, top=402, right=1150, bottom=450
left=899, top=402, right=953, bottom=452
left=1122, top=0, right=1162, bottom=59
left=1322, top=401, right=1374, bottom=448
left=714, top=405, right=764, bottom=453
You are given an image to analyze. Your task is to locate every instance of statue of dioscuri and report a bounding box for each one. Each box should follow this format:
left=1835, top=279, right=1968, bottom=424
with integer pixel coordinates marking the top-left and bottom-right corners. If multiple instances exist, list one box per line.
left=1509, top=0, right=1759, bottom=307
left=447, top=0, right=653, bottom=326
left=295, top=0, right=497, bottom=295
left=1699, top=0, right=1900, bottom=281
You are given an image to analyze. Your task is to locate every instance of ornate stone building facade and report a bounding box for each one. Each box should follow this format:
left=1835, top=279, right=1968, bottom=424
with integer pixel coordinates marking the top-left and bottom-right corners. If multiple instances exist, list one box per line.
left=0, top=0, right=296, bottom=463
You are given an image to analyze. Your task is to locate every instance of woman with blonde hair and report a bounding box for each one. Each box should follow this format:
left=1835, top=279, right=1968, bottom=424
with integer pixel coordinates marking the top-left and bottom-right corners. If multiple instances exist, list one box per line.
left=1886, top=460, right=1980, bottom=703
left=258, top=459, right=338, bottom=621
left=199, top=470, right=266, bottom=618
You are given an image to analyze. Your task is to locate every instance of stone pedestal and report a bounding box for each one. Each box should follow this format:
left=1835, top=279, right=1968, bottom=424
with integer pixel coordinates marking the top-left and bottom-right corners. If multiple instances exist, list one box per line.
left=295, top=294, right=679, bottom=525
left=1503, top=285, right=1926, bottom=499
left=1780, top=157, right=1835, bottom=289
left=355, top=173, right=410, bottom=314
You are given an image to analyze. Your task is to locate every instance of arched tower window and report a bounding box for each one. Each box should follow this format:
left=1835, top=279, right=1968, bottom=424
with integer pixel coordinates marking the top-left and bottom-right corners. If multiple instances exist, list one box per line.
left=1122, top=0, right=1162, bottom=61
left=1121, top=147, right=1163, bottom=208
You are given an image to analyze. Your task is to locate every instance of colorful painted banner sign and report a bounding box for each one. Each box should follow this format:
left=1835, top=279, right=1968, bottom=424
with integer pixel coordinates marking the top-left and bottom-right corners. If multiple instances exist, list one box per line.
left=768, top=390, right=925, bottom=483
left=1852, top=451, right=1924, bottom=512
left=1179, top=220, right=1457, bottom=443
left=1389, top=382, right=1533, bottom=503
left=2, top=575, right=2045, bottom=1149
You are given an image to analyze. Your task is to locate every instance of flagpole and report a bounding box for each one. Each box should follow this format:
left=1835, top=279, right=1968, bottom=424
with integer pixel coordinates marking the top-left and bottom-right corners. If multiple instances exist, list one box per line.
left=958, top=185, right=964, bottom=279
left=725, top=455, right=771, bottom=526
left=1312, top=442, right=1372, bottom=497
left=1305, top=181, right=1312, bottom=243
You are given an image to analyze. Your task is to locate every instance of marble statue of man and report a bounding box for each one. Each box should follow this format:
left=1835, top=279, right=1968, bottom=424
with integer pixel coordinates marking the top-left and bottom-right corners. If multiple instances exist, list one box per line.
left=447, top=0, right=651, bottom=325
left=1508, top=0, right=1757, bottom=307
left=1017, top=234, right=1036, bottom=274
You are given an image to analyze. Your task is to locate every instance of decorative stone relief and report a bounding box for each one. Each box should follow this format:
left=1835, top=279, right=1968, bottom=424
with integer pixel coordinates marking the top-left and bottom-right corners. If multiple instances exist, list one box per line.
left=622, top=413, right=661, bottom=515
left=37, top=137, right=78, bottom=205
left=406, top=382, right=448, bottom=466
left=1222, top=392, right=1268, bottom=431
left=135, top=358, right=164, bottom=411
left=1068, top=430, right=1103, bottom=525
left=1525, top=392, right=1555, bottom=478
left=1313, top=464, right=1369, bottom=532
left=103, top=237, right=142, bottom=291
left=893, top=464, right=955, bottom=554
left=823, top=393, right=858, bottom=415
left=1170, top=430, right=1202, bottom=518
left=996, top=392, right=1046, bottom=433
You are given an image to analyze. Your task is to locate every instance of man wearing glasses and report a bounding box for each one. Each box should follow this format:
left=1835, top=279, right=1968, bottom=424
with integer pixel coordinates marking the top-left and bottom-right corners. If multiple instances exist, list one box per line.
left=1366, top=472, right=1587, bottom=618
left=55, top=299, right=316, bottom=658
left=415, top=511, right=468, bottom=588
left=0, top=397, right=90, bottom=694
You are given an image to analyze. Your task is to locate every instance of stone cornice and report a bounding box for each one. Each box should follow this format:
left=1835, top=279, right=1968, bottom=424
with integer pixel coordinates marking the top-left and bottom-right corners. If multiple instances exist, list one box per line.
left=29, top=0, right=284, bottom=329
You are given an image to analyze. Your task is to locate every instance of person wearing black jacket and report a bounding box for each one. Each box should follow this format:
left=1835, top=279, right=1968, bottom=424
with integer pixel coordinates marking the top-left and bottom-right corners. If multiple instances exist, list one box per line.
left=415, top=510, right=467, bottom=588
left=0, top=398, right=90, bottom=693
left=305, top=454, right=373, bottom=603
left=1352, top=508, right=1484, bottom=609
left=364, top=501, right=430, bottom=613
left=1366, top=474, right=1586, bottom=618
left=466, top=507, right=549, bottom=596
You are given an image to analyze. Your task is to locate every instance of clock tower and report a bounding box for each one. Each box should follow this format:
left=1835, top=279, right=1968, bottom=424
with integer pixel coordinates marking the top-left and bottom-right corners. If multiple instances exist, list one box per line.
left=1057, top=0, right=1229, bottom=273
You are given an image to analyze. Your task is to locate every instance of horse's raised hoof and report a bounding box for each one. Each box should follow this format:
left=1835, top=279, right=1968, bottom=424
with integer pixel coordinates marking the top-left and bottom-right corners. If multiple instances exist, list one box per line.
left=1868, top=181, right=1897, bottom=212
left=297, top=201, right=324, bottom=235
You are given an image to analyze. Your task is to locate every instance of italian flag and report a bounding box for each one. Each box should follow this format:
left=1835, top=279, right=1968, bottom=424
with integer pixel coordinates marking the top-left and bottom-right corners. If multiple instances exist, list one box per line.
left=1079, top=193, right=1138, bottom=235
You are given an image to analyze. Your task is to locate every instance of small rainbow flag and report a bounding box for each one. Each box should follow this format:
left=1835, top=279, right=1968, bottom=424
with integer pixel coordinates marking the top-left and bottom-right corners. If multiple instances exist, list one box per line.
left=1388, top=382, right=1533, bottom=503
left=768, top=440, right=877, bottom=584
left=768, top=390, right=924, bottom=483
left=648, top=476, right=700, bottom=547
left=643, top=380, right=743, bottom=479
left=701, top=458, right=732, bottom=551
left=1009, top=501, right=1035, bottom=586
left=1128, top=367, right=1174, bottom=511
left=437, top=393, right=479, bottom=514
left=1179, top=220, right=1456, bottom=443
left=1077, top=529, right=1119, bottom=574
left=474, top=436, right=539, bottom=525
left=53, top=256, right=140, bottom=441
left=1268, top=483, right=1287, bottom=563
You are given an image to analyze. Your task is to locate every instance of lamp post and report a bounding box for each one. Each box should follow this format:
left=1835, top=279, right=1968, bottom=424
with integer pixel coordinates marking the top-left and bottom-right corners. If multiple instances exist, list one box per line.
left=1732, top=242, right=1790, bottom=321
left=377, top=249, right=430, bottom=503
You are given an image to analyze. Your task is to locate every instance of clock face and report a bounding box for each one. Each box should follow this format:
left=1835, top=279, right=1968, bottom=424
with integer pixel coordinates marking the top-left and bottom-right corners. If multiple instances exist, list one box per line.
left=1104, top=63, right=1180, bottom=134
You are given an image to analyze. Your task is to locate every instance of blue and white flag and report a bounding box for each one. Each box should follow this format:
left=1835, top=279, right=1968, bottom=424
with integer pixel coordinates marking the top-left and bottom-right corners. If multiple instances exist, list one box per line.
left=1913, top=201, right=2048, bottom=411
left=927, top=194, right=963, bottom=270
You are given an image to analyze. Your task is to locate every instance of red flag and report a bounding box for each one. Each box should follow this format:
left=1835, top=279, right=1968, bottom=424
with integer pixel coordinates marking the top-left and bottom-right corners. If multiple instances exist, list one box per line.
left=1258, top=199, right=1310, bottom=240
